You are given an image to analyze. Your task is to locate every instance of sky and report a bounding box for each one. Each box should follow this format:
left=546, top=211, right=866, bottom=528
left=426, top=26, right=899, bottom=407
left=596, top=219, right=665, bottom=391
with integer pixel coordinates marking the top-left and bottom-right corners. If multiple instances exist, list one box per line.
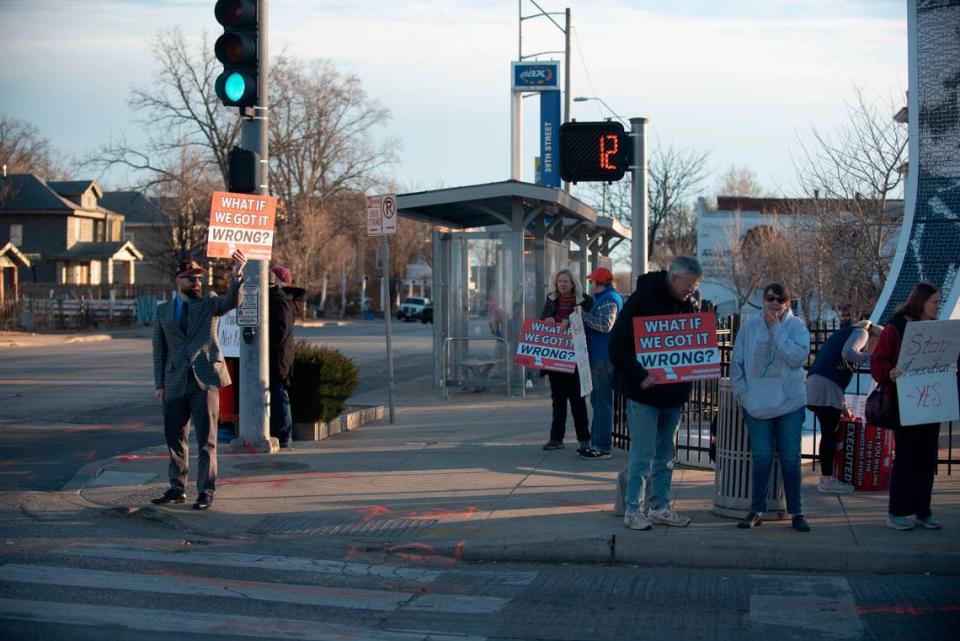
left=0, top=0, right=908, bottom=198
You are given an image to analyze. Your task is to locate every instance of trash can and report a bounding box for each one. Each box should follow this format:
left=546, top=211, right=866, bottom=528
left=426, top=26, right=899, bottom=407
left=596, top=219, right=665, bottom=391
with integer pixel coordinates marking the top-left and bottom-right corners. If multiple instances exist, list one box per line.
left=712, top=378, right=787, bottom=519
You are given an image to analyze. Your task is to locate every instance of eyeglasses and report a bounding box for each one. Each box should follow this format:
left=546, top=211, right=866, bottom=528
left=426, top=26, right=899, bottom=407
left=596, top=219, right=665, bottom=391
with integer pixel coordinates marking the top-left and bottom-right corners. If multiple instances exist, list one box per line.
left=179, top=276, right=203, bottom=283
left=764, top=294, right=786, bottom=303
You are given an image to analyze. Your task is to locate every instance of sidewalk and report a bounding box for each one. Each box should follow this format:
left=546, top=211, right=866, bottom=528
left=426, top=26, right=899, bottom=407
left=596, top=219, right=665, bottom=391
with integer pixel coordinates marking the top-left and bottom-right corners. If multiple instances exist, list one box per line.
left=69, top=375, right=960, bottom=575
left=0, top=318, right=354, bottom=349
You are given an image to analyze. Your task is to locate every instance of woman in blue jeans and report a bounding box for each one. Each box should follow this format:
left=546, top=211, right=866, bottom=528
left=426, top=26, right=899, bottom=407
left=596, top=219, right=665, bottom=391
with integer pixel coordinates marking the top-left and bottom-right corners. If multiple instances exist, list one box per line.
left=730, top=283, right=812, bottom=532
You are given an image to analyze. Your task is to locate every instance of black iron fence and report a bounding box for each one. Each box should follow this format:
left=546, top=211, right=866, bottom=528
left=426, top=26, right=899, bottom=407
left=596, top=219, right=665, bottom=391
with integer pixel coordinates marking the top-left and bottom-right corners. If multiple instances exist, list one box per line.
left=613, top=316, right=958, bottom=474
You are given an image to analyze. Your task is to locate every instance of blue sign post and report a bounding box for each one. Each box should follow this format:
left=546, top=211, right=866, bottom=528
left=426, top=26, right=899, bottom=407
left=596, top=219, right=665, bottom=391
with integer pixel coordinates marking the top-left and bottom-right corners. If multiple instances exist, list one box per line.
left=540, top=91, right=561, bottom=187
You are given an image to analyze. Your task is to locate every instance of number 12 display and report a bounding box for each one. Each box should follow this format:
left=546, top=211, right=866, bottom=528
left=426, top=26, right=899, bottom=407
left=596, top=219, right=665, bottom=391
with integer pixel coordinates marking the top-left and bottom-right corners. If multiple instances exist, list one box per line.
left=559, top=121, right=629, bottom=183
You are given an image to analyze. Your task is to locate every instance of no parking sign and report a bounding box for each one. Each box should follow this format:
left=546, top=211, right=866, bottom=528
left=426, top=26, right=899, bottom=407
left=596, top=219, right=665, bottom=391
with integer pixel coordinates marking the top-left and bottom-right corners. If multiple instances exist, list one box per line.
left=367, top=194, right=397, bottom=236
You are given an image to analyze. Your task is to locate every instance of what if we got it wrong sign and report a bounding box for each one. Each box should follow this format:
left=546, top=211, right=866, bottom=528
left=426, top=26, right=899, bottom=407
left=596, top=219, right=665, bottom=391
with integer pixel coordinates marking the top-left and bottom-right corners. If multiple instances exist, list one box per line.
left=207, top=191, right=278, bottom=261
left=634, top=312, right=721, bottom=383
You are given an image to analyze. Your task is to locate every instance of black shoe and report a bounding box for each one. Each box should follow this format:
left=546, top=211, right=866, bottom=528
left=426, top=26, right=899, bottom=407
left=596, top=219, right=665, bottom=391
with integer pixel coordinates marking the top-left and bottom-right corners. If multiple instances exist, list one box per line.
left=737, top=512, right=762, bottom=529
left=150, top=489, right=186, bottom=505
left=577, top=440, right=591, bottom=453
left=792, top=514, right=811, bottom=532
left=193, top=494, right=214, bottom=510
left=579, top=448, right=612, bottom=460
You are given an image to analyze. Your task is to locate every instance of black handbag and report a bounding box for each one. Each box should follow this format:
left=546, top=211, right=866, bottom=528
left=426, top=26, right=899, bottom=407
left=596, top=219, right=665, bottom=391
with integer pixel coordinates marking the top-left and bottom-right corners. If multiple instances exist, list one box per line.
left=865, top=383, right=900, bottom=430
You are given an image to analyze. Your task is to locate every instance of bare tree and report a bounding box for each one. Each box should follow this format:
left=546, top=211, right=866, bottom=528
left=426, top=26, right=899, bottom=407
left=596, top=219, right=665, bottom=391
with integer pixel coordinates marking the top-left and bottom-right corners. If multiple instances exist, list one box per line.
left=794, top=86, right=908, bottom=298
left=579, top=144, right=709, bottom=267
left=86, top=29, right=239, bottom=189
left=716, top=164, right=765, bottom=197
left=0, top=116, right=65, bottom=181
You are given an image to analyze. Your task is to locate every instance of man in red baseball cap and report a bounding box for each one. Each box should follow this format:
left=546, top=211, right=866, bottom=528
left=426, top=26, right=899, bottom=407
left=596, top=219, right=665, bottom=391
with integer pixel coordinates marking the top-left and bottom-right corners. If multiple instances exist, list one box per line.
left=579, top=266, right=622, bottom=460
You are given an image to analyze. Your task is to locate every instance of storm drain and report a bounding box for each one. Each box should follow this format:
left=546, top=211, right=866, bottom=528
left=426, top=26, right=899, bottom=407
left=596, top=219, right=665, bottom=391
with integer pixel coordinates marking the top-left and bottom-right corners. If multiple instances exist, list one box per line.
left=250, top=516, right=438, bottom=538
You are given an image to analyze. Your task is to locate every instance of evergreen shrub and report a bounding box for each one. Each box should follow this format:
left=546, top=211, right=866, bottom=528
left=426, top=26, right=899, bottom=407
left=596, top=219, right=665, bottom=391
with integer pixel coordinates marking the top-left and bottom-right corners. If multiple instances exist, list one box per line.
left=289, top=340, right=359, bottom=424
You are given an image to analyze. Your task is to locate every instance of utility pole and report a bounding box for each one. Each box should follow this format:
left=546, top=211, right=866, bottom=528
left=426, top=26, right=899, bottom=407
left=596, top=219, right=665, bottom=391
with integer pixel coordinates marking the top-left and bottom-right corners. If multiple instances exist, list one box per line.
left=237, top=0, right=273, bottom=451
left=630, top=117, right=649, bottom=284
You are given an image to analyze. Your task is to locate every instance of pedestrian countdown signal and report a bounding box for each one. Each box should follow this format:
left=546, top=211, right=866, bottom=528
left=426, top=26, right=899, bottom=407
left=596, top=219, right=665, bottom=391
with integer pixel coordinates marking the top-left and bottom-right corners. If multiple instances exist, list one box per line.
left=559, top=121, right=629, bottom=183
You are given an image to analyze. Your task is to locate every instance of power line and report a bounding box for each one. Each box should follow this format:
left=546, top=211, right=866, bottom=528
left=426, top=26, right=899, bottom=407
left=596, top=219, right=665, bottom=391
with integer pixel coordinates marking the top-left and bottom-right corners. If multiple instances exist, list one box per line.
left=426, top=0, right=502, bottom=77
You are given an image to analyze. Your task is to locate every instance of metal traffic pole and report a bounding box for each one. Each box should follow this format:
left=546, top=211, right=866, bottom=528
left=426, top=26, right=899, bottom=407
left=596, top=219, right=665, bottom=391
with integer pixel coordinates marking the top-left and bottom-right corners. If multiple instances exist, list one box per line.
left=382, top=232, right=396, bottom=424
left=630, top=116, right=649, bottom=284
left=237, top=0, right=273, bottom=451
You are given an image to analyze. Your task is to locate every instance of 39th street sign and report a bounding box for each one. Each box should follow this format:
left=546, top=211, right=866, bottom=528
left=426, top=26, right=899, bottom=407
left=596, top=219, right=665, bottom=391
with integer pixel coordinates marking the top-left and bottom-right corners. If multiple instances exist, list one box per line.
left=367, top=194, right=397, bottom=236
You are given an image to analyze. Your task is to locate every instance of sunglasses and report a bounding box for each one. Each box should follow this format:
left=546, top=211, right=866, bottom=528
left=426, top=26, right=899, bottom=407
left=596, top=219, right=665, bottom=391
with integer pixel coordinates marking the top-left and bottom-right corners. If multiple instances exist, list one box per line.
left=764, top=294, right=786, bottom=303
left=179, top=276, right=203, bottom=283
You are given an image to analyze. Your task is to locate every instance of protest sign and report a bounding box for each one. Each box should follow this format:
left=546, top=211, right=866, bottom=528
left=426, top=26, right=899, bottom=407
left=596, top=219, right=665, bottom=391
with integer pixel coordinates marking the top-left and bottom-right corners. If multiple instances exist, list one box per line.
left=515, top=318, right=576, bottom=374
left=207, top=191, right=278, bottom=260
left=216, top=308, right=240, bottom=358
left=568, top=309, right=593, bottom=397
left=633, top=312, right=721, bottom=382
left=895, top=319, right=960, bottom=426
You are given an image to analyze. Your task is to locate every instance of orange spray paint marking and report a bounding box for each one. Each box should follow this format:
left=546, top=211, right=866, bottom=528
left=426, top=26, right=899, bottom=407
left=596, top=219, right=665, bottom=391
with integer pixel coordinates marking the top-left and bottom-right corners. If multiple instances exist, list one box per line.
left=358, top=505, right=392, bottom=523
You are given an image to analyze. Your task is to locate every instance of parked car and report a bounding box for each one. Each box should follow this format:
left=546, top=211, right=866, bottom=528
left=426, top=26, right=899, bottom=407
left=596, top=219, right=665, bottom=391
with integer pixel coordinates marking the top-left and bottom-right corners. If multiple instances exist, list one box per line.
left=420, top=304, right=433, bottom=324
left=397, top=297, right=430, bottom=321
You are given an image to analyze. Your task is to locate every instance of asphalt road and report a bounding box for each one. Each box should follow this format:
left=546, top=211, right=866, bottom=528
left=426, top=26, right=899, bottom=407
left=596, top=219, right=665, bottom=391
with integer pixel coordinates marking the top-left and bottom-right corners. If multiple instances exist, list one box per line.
left=0, top=321, right=433, bottom=492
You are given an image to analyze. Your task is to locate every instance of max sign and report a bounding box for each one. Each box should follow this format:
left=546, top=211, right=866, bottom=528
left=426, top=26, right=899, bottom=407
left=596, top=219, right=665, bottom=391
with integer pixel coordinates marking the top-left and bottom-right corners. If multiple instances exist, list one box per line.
left=633, top=312, right=721, bottom=382
left=895, top=319, right=960, bottom=426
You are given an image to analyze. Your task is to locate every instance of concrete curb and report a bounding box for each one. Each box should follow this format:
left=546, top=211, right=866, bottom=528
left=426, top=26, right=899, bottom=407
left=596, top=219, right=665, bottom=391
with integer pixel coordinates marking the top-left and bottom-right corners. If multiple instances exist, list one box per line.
left=386, top=536, right=960, bottom=576
left=293, top=404, right=386, bottom=441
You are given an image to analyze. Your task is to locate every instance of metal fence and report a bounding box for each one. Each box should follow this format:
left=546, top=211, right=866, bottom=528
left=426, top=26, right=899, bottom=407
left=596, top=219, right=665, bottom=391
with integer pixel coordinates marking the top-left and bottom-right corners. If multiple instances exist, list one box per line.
left=613, top=316, right=958, bottom=475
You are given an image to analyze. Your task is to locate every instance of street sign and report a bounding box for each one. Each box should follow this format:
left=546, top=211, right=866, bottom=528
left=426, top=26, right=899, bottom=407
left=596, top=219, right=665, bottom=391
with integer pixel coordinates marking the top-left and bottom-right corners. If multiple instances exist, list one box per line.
left=366, top=194, right=398, bottom=236
left=207, top=190, right=277, bottom=260
left=236, top=283, right=260, bottom=327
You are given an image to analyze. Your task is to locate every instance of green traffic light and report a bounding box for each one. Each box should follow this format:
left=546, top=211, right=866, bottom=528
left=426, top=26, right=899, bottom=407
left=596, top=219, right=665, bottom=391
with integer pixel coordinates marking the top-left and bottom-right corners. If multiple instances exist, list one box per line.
left=224, top=72, right=247, bottom=102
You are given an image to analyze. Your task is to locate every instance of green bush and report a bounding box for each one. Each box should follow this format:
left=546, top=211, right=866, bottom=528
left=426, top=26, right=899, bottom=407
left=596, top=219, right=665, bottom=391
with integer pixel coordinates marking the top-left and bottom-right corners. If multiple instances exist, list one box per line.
left=289, top=340, right=359, bottom=424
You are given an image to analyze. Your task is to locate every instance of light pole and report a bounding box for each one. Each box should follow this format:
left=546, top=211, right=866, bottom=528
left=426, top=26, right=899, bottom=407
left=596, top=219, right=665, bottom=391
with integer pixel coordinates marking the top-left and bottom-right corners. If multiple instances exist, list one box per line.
left=573, top=96, right=627, bottom=125
left=572, top=96, right=649, bottom=282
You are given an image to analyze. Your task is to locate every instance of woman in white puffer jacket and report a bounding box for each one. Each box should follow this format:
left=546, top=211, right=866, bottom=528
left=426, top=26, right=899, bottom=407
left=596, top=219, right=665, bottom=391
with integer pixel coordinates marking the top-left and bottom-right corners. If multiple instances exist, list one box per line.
left=730, top=283, right=811, bottom=532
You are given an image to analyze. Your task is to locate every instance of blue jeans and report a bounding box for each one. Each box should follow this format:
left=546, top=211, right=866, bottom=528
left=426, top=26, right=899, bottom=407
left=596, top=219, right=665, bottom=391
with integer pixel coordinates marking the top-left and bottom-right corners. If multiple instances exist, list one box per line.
left=744, top=407, right=805, bottom=515
left=270, top=381, right=293, bottom=445
left=590, top=360, right=614, bottom=453
left=624, top=400, right=682, bottom=513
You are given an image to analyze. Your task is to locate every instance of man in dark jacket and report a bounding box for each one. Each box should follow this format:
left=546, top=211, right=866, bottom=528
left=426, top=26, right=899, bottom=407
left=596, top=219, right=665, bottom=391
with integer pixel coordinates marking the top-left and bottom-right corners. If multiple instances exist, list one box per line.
left=269, top=266, right=296, bottom=448
left=609, top=256, right=702, bottom=531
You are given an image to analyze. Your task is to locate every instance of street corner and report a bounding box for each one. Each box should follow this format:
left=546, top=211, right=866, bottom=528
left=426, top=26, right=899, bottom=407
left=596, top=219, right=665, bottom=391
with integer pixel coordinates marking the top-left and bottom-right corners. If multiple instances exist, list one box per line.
left=0, top=331, right=112, bottom=349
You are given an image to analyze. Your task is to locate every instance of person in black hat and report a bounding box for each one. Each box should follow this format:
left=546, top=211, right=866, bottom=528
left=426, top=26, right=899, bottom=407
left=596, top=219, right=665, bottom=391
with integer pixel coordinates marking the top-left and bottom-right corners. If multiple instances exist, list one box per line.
left=151, top=250, right=246, bottom=510
left=269, top=265, right=295, bottom=448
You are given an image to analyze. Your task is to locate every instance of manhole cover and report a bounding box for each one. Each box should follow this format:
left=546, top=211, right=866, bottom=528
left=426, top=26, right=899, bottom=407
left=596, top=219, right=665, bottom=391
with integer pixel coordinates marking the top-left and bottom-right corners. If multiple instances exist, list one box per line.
left=233, top=461, right=311, bottom=472
left=251, top=516, right=438, bottom=538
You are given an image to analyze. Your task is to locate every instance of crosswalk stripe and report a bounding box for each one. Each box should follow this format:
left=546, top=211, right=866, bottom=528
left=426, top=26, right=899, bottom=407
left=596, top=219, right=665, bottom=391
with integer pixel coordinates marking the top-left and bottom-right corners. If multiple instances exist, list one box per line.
left=57, top=545, right=442, bottom=582
left=0, top=564, right=507, bottom=614
left=0, top=598, right=486, bottom=641
left=57, top=545, right=539, bottom=587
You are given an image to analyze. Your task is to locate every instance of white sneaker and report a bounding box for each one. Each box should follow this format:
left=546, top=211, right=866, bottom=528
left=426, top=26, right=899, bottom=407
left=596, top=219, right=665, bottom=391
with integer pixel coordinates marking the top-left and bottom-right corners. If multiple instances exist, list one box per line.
left=624, top=510, right=652, bottom=531
left=648, top=506, right=691, bottom=527
left=818, top=478, right=855, bottom=495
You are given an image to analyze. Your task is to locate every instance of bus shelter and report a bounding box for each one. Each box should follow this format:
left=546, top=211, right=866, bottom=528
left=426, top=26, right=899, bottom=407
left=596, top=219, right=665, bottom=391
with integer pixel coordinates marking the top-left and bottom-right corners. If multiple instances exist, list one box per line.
left=397, top=180, right=630, bottom=396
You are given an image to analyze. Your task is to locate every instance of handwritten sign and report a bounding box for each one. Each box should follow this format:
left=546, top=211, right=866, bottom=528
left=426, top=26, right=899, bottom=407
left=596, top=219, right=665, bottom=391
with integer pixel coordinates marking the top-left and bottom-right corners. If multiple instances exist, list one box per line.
left=216, top=308, right=240, bottom=358
left=207, top=190, right=278, bottom=260
left=515, top=319, right=576, bottom=374
left=633, top=312, right=721, bottom=382
left=896, top=319, right=960, bottom=426
left=568, top=309, right=593, bottom=397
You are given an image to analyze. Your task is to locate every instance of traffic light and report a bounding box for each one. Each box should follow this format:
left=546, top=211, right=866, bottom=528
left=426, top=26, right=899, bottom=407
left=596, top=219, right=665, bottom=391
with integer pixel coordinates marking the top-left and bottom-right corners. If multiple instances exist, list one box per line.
left=228, top=146, right=261, bottom=193
left=214, top=0, right=258, bottom=108
left=559, top=121, right=630, bottom=182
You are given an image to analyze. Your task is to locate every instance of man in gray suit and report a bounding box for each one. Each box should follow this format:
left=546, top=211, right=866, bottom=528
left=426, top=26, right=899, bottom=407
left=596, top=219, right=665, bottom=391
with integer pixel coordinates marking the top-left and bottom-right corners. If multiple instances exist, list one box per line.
left=151, top=251, right=246, bottom=510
